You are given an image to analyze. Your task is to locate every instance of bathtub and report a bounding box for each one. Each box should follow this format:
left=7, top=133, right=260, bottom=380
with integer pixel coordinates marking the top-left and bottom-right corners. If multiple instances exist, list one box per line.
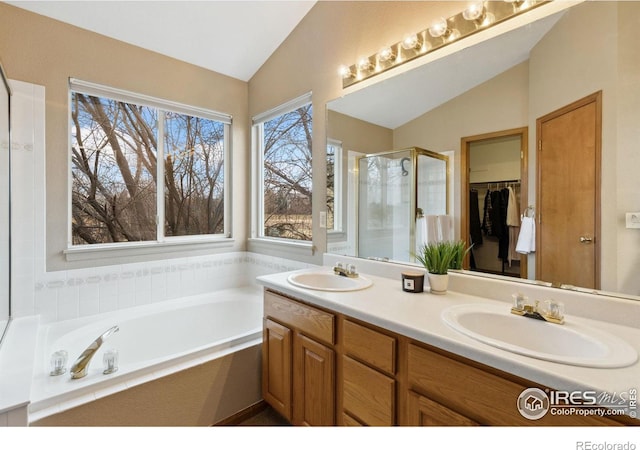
left=29, top=286, right=264, bottom=426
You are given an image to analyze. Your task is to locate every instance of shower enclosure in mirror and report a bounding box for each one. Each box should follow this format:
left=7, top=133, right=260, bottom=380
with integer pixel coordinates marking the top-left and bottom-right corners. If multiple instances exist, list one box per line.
left=0, top=59, right=11, bottom=347
left=329, top=147, right=448, bottom=264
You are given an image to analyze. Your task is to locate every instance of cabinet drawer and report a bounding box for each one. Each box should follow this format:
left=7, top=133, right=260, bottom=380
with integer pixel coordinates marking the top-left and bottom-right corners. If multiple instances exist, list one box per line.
left=265, top=291, right=335, bottom=344
left=408, top=343, right=530, bottom=425
left=343, top=356, right=395, bottom=426
left=407, top=343, right=623, bottom=426
left=343, top=320, right=396, bottom=375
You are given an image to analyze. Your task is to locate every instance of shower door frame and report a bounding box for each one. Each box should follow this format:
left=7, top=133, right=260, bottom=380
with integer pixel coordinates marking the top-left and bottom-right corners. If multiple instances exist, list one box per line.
left=356, top=147, right=449, bottom=263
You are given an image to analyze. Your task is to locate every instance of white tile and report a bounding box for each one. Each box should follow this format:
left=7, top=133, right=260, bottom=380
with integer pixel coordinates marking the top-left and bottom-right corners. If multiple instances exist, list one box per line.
left=78, top=296, right=100, bottom=318
left=99, top=280, right=118, bottom=299
left=118, top=293, right=135, bottom=310
left=57, top=286, right=80, bottom=321
left=99, top=295, right=118, bottom=314
left=34, top=288, right=58, bottom=323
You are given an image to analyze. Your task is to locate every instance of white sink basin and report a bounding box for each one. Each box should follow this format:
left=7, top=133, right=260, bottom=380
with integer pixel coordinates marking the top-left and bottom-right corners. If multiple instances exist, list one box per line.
left=287, top=270, right=372, bottom=292
left=441, top=303, right=638, bottom=368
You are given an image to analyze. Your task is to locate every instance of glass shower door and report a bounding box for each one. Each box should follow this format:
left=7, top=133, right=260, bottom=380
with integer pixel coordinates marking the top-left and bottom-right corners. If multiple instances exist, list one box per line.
left=358, top=150, right=413, bottom=262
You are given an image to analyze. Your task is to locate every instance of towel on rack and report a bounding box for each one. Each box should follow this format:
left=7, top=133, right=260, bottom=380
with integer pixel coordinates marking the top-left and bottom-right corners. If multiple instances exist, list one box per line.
left=424, top=215, right=439, bottom=245
left=416, top=215, right=428, bottom=253
left=515, top=216, right=536, bottom=254
left=438, top=215, right=453, bottom=242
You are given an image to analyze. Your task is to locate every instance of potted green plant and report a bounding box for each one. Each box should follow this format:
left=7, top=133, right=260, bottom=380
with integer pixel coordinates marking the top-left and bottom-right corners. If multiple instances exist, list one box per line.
left=449, top=240, right=473, bottom=271
left=414, top=240, right=471, bottom=294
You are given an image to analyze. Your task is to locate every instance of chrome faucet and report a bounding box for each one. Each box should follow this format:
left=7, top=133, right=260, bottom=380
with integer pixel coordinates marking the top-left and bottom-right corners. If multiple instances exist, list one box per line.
left=70, top=325, right=119, bottom=379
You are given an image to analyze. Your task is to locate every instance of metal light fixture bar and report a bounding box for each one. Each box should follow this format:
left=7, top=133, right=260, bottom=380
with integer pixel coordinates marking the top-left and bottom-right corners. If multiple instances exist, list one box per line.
left=340, top=0, right=549, bottom=89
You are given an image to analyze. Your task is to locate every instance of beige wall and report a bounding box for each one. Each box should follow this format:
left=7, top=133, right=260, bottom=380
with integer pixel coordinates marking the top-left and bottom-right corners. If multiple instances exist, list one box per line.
left=393, top=61, right=529, bottom=240
left=0, top=3, right=249, bottom=271
left=248, top=1, right=463, bottom=262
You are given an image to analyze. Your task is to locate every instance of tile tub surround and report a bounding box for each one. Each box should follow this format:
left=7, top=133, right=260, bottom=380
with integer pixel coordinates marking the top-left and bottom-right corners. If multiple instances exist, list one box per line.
left=17, top=252, right=315, bottom=324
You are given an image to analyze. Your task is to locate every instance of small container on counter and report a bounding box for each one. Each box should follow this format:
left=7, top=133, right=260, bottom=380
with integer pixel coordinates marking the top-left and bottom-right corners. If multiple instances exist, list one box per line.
left=401, top=271, right=425, bottom=293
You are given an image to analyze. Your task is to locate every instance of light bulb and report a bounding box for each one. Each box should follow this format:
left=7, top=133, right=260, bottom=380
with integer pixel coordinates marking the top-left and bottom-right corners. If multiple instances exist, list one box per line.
left=463, top=2, right=485, bottom=21
left=357, top=57, right=372, bottom=72
left=378, top=46, right=395, bottom=62
left=401, top=34, right=419, bottom=50
left=338, top=65, right=353, bottom=79
left=428, top=18, right=449, bottom=38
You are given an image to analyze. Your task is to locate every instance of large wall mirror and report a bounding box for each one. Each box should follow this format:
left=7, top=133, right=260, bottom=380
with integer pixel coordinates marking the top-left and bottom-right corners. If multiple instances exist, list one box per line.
left=326, top=1, right=640, bottom=301
left=0, top=59, right=11, bottom=346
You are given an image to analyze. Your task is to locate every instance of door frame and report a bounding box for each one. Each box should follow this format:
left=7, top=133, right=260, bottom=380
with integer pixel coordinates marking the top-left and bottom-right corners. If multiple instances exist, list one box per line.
left=535, top=91, right=602, bottom=289
left=460, top=127, right=528, bottom=279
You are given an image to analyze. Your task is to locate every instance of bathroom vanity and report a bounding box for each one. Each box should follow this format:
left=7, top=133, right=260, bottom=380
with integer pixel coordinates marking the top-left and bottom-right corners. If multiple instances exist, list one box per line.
left=257, top=267, right=640, bottom=426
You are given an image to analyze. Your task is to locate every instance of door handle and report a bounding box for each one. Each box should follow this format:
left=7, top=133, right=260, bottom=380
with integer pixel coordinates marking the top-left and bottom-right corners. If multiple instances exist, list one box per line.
left=579, top=236, right=593, bottom=244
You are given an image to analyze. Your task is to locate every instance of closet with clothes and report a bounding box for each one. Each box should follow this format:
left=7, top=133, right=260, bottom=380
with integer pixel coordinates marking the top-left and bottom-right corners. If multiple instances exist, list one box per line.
left=466, top=131, right=526, bottom=278
left=469, top=181, right=521, bottom=276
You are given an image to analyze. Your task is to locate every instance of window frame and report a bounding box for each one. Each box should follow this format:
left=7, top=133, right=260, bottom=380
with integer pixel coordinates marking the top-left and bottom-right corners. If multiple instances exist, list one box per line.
left=326, top=138, right=343, bottom=235
left=65, top=79, right=232, bottom=258
left=251, top=92, right=313, bottom=246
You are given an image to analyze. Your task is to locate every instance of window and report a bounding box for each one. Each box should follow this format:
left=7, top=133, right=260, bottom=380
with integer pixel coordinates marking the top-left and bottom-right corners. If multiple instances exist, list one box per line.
left=253, top=93, right=312, bottom=242
left=326, top=139, right=343, bottom=233
left=69, top=79, right=230, bottom=247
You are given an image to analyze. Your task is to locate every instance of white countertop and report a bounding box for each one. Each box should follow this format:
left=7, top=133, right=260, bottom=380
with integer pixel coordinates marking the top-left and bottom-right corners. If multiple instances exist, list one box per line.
left=256, top=268, right=640, bottom=412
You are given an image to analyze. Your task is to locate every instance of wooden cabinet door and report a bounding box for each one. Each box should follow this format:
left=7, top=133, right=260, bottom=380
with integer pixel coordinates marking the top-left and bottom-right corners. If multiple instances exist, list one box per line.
left=343, top=356, right=395, bottom=426
left=262, top=319, right=292, bottom=421
left=293, top=333, right=335, bottom=426
left=407, top=390, right=477, bottom=426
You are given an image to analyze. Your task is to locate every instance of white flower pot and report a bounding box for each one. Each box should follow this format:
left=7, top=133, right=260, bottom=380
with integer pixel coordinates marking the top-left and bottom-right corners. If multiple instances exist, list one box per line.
left=427, top=273, right=449, bottom=295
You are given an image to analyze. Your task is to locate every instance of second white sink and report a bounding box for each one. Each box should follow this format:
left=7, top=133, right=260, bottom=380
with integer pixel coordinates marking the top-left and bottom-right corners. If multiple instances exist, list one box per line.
left=441, top=303, right=637, bottom=368
left=287, top=270, right=372, bottom=292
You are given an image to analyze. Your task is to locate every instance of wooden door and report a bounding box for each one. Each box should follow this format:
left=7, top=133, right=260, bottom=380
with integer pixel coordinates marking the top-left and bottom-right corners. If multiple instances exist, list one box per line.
left=536, top=92, right=601, bottom=289
left=293, top=333, right=335, bottom=426
left=262, top=319, right=292, bottom=421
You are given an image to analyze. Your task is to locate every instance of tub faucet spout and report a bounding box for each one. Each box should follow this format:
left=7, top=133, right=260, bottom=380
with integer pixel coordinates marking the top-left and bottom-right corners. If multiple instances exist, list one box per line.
left=70, top=325, right=119, bottom=379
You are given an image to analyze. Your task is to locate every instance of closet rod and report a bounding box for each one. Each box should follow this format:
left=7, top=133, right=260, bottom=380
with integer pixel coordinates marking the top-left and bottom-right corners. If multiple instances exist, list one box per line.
left=469, top=179, right=520, bottom=185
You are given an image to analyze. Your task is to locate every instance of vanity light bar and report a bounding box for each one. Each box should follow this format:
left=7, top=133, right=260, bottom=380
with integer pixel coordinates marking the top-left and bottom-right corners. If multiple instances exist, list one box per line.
left=339, top=0, right=549, bottom=88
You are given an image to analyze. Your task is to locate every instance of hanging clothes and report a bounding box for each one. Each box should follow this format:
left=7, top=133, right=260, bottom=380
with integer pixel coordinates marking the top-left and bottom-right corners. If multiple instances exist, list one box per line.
left=481, top=190, right=493, bottom=236
left=506, top=186, right=520, bottom=266
left=469, top=189, right=483, bottom=246
left=496, top=188, right=510, bottom=261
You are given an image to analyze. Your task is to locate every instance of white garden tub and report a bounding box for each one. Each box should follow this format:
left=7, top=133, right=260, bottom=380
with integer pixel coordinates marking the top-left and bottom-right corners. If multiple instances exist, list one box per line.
left=29, top=286, right=263, bottom=425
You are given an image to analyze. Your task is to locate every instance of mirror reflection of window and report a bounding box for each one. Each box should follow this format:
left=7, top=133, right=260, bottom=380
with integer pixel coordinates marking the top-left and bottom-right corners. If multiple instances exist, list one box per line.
left=326, top=139, right=342, bottom=233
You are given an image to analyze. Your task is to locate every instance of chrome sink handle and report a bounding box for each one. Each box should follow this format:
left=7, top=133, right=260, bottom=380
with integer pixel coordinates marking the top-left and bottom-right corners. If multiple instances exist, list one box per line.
left=70, top=325, right=119, bottom=379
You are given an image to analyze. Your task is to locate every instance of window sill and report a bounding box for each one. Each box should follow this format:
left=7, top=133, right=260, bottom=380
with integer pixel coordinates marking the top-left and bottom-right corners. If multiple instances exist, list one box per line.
left=247, top=237, right=318, bottom=264
left=64, top=237, right=235, bottom=262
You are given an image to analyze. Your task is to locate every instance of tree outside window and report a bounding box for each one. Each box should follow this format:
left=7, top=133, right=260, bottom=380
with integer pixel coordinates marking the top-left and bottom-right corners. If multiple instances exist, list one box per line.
left=71, top=91, right=227, bottom=245
left=261, top=103, right=312, bottom=241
